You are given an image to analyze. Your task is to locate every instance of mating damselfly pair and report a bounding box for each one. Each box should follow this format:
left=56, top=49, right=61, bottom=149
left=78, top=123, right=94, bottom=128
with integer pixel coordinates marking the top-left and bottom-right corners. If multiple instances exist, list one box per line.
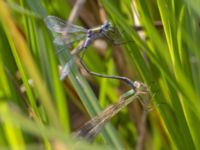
left=44, top=15, right=148, bottom=139
left=44, top=16, right=137, bottom=90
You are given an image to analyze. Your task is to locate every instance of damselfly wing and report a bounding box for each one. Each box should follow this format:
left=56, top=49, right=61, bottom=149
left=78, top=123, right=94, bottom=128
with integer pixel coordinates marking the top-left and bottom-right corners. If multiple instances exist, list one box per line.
left=44, top=16, right=87, bottom=46
left=45, top=16, right=89, bottom=79
left=45, top=16, right=120, bottom=79
left=74, top=82, right=148, bottom=139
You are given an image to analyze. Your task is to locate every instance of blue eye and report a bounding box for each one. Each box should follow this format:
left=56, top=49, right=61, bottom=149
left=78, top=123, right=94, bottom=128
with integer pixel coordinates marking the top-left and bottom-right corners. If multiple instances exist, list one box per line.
left=103, top=21, right=110, bottom=29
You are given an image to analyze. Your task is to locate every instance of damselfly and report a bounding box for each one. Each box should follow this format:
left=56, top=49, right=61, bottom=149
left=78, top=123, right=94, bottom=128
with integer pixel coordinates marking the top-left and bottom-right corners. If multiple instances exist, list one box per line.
left=45, top=16, right=137, bottom=90
left=44, top=15, right=114, bottom=50
left=74, top=81, right=148, bottom=139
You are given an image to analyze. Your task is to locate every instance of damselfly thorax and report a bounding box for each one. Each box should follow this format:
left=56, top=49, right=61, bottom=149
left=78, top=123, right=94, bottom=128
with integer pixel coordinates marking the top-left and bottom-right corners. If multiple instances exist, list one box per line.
left=82, top=22, right=112, bottom=48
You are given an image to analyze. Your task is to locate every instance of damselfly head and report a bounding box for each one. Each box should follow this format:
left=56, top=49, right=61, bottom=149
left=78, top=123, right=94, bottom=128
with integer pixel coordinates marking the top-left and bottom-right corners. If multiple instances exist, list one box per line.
left=102, top=20, right=113, bottom=31
left=133, top=81, right=148, bottom=92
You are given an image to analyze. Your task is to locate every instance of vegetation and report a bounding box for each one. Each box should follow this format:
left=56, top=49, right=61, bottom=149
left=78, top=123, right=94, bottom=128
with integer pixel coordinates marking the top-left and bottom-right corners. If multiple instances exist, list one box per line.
left=0, top=0, right=200, bottom=149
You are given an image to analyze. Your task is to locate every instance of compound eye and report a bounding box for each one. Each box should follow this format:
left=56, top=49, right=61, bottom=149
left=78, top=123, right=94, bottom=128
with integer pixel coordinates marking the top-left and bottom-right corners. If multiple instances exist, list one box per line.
left=105, top=23, right=109, bottom=29
left=102, top=21, right=110, bottom=30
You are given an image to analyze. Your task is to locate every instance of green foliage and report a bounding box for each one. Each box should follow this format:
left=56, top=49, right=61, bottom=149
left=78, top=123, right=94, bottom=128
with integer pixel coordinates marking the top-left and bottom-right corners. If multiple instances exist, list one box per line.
left=0, top=0, right=200, bottom=149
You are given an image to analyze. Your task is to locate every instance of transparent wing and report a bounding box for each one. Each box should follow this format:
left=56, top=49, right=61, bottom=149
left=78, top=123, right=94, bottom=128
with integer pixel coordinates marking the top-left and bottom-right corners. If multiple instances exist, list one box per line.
left=53, top=33, right=86, bottom=45
left=44, top=16, right=87, bottom=33
left=60, top=57, right=75, bottom=80
left=44, top=16, right=87, bottom=79
left=55, top=45, right=82, bottom=79
left=54, top=45, right=75, bottom=79
left=44, top=16, right=87, bottom=46
left=74, top=88, right=140, bottom=139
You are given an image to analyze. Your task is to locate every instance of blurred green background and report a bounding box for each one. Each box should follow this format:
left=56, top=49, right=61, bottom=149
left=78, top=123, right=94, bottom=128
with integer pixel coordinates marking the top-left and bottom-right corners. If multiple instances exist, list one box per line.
left=0, top=0, right=200, bottom=149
